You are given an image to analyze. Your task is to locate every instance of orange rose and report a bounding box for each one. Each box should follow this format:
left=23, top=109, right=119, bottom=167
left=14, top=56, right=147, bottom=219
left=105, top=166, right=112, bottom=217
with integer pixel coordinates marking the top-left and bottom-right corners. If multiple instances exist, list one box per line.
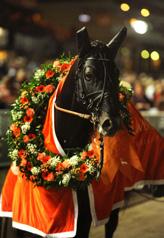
left=23, top=115, right=33, bottom=123
left=56, top=162, right=64, bottom=172
left=44, top=84, right=55, bottom=93
left=62, top=160, right=70, bottom=169
left=42, top=172, right=55, bottom=181
left=81, top=151, right=88, bottom=160
left=26, top=108, right=35, bottom=117
left=80, top=163, right=88, bottom=173
left=20, top=157, right=27, bottom=166
left=18, top=149, right=26, bottom=159
left=37, top=153, right=50, bottom=163
left=35, top=85, right=45, bottom=93
left=10, top=123, right=21, bottom=138
left=23, top=135, right=29, bottom=143
left=45, top=70, right=55, bottom=79
left=20, top=97, right=29, bottom=105
left=14, top=127, right=21, bottom=137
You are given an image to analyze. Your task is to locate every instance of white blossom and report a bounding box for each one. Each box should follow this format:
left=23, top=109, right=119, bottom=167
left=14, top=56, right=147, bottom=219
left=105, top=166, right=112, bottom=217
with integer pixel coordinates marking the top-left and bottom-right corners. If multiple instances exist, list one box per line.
left=31, top=96, right=40, bottom=104
left=31, top=167, right=41, bottom=175
left=11, top=110, right=23, bottom=121
left=27, top=143, right=37, bottom=154
left=21, top=122, right=31, bottom=134
left=62, top=173, right=71, bottom=186
left=47, top=156, right=61, bottom=168
left=34, top=69, right=45, bottom=81
left=9, top=149, right=18, bottom=160
left=69, top=155, right=79, bottom=166
left=86, top=163, right=95, bottom=173
left=120, top=80, right=132, bottom=91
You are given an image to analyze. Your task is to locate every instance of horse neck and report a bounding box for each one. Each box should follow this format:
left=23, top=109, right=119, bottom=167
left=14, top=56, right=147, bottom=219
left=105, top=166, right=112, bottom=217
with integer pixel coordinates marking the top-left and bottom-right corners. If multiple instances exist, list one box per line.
left=55, top=66, right=92, bottom=150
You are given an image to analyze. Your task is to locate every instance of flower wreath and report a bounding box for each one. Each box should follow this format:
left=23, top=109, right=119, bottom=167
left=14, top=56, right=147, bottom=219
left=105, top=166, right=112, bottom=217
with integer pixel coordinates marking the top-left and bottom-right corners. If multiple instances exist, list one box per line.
left=7, top=56, right=133, bottom=189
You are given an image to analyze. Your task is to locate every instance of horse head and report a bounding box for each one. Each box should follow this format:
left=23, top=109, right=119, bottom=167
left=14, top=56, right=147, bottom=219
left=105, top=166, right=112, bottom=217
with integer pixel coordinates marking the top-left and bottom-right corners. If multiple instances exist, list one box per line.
left=55, top=27, right=127, bottom=149
left=75, top=27, right=127, bottom=136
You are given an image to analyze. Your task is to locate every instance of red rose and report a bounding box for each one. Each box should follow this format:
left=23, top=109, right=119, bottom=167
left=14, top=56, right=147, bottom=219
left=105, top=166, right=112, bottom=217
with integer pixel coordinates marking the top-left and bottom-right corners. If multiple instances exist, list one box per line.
left=80, top=163, right=88, bottom=173
left=60, top=63, right=70, bottom=72
left=87, top=150, right=94, bottom=158
left=35, top=85, right=45, bottom=93
left=45, top=70, right=55, bottom=79
left=44, top=84, right=55, bottom=93
left=18, top=149, right=26, bottom=159
left=23, top=115, right=33, bottom=123
left=28, top=133, right=36, bottom=140
left=26, top=108, right=35, bottom=117
left=20, top=97, right=29, bottom=105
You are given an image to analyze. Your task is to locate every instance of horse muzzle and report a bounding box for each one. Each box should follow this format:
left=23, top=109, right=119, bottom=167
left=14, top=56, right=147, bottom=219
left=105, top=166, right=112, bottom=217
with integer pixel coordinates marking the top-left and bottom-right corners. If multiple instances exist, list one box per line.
left=98, top=111, right=120, bottom=136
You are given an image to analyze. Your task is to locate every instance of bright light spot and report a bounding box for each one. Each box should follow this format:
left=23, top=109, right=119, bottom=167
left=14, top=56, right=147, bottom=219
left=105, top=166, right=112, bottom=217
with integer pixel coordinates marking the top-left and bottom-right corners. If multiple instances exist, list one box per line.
left=78, top=14, right=91, bottom=23
left=120, top=3, right=130, bottom=12
left=141, top=8, right=150, bottom=17
left=0, top=27, right=5, bottom=36
left=141, top=50, right=149, bottom=59
left=150, top=51, right=160, bottom=61
left=130, top=19, right=148, bottom=34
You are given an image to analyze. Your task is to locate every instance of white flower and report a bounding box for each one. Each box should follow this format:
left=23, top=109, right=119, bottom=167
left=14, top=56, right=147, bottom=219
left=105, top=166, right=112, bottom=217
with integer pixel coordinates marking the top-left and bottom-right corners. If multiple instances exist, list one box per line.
left=120, top=81, right=132, bottom=91
left=21, top=122, right=31, bottom=134
left=9, top=149, right=18, bottom=160
left=11, top=110, right=23, bottom=121
left=31, top=167, right=41, bottom=175
left=27, top=143, right=37, bottom=154
left=86, top=163, right=95, bottom=174
left=62, top=173, right=71, bottom=186
left=69, top=155, right=79, bottom=166
left=34, top=69, right=45, bottom=81
left=47, top=156, right=61, bottom=168
left=31, top=96, right=40, bottom=104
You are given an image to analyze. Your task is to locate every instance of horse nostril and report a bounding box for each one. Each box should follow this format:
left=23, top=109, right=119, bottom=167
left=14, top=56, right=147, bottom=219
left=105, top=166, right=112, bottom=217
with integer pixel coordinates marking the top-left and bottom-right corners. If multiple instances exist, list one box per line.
left=102, top=119, right=112, bottom=131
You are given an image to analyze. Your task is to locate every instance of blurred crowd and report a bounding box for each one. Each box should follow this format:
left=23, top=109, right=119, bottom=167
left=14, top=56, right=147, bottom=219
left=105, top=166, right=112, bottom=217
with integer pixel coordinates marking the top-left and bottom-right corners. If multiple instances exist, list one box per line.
left=0, top=52, right=164, bottom=111
left=0, top=52, right=37, bottom=109
left=121, top=72, right=164, bottom=111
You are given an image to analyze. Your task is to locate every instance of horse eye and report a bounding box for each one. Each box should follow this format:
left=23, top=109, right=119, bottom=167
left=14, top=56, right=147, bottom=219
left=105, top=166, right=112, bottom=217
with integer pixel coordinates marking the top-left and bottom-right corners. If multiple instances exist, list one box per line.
left=84, top=67, right=94, bottom=81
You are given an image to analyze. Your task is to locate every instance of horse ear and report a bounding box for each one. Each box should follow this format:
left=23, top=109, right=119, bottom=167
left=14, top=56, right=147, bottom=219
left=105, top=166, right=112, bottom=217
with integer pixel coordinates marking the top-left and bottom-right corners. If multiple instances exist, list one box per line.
left=107, top=27, right=127, bottom=58
left=76, top=27, right=91, bottom=57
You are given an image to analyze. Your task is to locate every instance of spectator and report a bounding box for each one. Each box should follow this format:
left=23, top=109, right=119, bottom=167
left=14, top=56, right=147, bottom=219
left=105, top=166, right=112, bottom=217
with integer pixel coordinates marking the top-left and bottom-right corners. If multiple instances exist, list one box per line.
left=132, top=81, right=153, bottom=111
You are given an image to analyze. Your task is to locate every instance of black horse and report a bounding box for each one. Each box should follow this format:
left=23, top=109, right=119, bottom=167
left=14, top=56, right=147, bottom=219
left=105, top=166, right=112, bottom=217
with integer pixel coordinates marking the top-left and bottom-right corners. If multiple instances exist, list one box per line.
left=55, top=27, right=127, bottom=238
left=0, top=26, right=127, bottom=238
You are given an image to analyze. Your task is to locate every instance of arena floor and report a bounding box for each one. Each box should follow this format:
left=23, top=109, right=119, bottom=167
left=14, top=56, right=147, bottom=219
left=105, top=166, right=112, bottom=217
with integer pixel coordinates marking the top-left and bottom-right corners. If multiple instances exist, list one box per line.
left=90, top=198, right=164, bottom=238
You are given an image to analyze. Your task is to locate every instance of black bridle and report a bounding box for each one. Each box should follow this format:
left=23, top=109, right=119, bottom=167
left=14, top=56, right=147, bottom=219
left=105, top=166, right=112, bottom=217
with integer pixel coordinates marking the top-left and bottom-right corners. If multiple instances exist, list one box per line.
left=76, top=56, right=112, bottom=125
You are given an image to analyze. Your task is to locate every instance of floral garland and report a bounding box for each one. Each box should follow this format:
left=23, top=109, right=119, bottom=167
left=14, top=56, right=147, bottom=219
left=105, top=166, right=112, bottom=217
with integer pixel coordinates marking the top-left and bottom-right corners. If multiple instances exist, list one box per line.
left=7, top=56, right=101, bottom=189
left=7, top=56, right=133, bottom=189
